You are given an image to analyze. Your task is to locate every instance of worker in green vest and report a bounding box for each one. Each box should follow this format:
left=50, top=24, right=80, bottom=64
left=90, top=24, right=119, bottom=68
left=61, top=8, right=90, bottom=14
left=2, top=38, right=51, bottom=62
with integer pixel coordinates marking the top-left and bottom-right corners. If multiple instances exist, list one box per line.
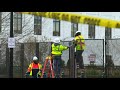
left=51, top=38, right=69, bottom=78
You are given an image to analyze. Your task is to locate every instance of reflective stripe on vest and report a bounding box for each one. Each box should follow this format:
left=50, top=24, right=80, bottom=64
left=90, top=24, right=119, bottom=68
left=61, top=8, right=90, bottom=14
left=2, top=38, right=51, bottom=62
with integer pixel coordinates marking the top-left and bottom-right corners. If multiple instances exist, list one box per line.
left=78, top=36, right=85, bottom=50
left=75, top=36, right=85, bottom=50
left=30, top=63, right=41, bottom=76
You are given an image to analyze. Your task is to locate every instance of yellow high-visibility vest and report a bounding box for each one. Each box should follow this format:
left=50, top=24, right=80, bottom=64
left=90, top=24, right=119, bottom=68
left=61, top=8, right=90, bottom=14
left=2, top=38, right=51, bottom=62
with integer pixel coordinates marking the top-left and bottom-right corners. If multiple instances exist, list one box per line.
left=28, top=63, right=42, bottom=76
left=74, top=35, right=85, bottom=50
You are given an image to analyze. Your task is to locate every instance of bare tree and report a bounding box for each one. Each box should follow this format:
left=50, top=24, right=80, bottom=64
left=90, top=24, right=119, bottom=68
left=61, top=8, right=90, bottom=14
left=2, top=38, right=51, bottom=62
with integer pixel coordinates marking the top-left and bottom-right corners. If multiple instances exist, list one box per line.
left=24, top=36, right=36, bottom=66
left=0, top=12, right=35, bottom=66
left=23, top=36, right=51, bottom=66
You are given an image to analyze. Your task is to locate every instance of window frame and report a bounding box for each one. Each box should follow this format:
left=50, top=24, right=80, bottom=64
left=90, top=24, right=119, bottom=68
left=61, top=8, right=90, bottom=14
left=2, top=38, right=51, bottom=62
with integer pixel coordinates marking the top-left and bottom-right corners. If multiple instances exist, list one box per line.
left=71, top=23, right=78, bottom=37
left=14, top=13, right=22, bottom=34
left=88, top=24, right=95, bottom=39
left=53, top=19, right=60, bottom=36
left=105, top=27, right=112, bottom=39
left=34, top=16, right=42, bottom=35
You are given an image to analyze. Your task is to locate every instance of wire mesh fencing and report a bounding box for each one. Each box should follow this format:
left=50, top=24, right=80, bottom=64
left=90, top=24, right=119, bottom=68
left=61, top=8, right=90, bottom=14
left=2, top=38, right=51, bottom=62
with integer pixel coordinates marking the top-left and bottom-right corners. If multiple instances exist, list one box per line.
left=1, top=39, right=120, bottom=78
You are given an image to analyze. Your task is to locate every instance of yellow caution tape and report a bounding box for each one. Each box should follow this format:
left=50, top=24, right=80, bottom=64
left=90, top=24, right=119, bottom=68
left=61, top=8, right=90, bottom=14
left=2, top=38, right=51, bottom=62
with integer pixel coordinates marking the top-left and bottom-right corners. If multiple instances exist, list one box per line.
left=19, top=12, right=120, bottom=28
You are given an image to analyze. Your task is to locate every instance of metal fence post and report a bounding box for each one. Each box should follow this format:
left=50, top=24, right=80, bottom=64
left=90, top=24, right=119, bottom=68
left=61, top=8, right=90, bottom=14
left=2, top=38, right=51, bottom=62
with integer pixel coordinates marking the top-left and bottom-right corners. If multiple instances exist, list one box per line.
left=102, top=39, right=105, bottom=78
left=69, top=44, right=76, bottom=78
left=9, top=12, right=13, bottom=78
left=36, top=43, right=39, bottom=60
left=6, top=44, right=9, bottom=78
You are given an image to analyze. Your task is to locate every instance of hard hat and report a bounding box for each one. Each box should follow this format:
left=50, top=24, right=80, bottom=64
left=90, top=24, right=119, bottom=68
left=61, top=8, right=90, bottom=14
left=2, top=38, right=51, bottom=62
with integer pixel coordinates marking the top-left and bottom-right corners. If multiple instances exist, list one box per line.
left=33, top=56, right=38, bottom=61
left=53, top=38, right=60, bottom=43
left=76, top=31, right=81, bottom=34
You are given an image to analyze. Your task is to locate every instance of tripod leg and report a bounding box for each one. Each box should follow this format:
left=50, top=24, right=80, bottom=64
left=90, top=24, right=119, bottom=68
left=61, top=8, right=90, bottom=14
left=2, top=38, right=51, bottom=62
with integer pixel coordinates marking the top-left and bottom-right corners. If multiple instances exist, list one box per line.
left=41, top=59, right=48, bottom=78
left=50, top=60, right=54, bottom=78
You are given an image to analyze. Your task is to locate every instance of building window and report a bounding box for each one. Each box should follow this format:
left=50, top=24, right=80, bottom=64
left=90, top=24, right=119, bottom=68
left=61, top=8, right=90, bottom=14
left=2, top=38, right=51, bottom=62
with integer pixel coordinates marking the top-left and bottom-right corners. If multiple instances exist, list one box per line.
left=71, top=23, right=78, bottom=37
left=34, top=16, right=42, bottom=35
left=0, top=12, right=2, bottom=33
left=88, top=25, right=95, bottom=39
left=14, top=13, right=22, bottom=34
left=105, top=27, right=112, bottom=39
left=53, top=19, right=60, bottom=36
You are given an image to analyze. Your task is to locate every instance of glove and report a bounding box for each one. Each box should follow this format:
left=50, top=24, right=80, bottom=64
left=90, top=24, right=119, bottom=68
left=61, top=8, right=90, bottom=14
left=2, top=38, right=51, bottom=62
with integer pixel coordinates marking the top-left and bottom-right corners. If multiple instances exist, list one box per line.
left=74, top=44, right=77, bottom=46
left=37, top=70, right=42, bottom=76
left=67, top=46, right=70, bottom=49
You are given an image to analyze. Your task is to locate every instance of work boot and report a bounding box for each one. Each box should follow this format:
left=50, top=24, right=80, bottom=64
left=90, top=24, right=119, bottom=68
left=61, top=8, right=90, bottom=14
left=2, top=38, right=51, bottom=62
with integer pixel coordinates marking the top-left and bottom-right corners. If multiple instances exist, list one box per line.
left=80, top=72, right=85, bottom=78
left=43, top=72, right=47, bottom=78
left=55, top=74, right=60, bottom=78
left=54, top=74, right=58, bottom=78
left=61, top=72, right=64, bottom=78
left=76, top=64, right=79, bottom=69
left=101, top=72, right=105, bottom=78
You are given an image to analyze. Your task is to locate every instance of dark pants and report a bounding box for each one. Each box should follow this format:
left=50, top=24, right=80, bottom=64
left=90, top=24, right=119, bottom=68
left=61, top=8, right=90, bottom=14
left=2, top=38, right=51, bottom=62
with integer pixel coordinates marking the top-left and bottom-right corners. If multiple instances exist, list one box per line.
left=53, top=56, right=61, bottom=77
left=76, top=50, right=84, bottom=69
left=32, top=69, right=39, bottom=78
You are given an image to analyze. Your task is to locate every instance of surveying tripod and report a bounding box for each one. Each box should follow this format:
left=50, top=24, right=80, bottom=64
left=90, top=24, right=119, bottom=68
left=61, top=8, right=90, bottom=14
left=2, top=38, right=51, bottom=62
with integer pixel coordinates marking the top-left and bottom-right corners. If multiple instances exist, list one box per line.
left=41, top=56, right=55, bottom=78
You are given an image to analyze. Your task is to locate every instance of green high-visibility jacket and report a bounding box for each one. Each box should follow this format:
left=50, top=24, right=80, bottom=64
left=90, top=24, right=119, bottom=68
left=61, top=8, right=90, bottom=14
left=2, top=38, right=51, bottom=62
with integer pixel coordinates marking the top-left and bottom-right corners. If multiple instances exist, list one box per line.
left=51, top=43, right=68, bottom=56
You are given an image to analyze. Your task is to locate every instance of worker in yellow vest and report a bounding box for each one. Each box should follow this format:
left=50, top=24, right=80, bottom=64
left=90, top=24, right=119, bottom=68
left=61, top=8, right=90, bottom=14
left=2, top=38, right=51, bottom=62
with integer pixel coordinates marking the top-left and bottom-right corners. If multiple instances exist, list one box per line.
left=51, top=38, right=69, bottom=78
left=25, top=56, right=42, bottom=78
left=73, top=31, right=86, bottom=77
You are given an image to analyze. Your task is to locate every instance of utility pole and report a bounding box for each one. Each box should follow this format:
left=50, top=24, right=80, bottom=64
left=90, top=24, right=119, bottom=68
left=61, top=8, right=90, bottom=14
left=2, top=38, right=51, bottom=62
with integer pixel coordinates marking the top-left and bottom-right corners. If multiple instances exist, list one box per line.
left=9, top=12, right=13, bottom=78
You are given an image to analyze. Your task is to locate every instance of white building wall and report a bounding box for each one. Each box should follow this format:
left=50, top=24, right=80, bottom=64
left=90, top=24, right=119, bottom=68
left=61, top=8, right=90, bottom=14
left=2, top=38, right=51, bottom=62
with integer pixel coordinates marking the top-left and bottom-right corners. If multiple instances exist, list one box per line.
left=80, top=24, right=88, bottom=39
left=42, top=18, right=53, bottom=38
left=61, top=21, right=71, bottom=40
left=36, top=17, right=53, bottom=42
left=22, top=14, right=34, bottom=36
left=95, top=26, right=105, bottom=39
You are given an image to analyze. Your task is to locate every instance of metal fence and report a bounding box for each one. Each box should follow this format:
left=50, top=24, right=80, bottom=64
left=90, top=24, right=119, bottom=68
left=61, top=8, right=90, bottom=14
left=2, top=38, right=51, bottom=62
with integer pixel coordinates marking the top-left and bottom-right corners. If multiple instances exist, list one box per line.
left=105, top=39, right=120, bottom=78
left=0, top=39, right=120, bottom=78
